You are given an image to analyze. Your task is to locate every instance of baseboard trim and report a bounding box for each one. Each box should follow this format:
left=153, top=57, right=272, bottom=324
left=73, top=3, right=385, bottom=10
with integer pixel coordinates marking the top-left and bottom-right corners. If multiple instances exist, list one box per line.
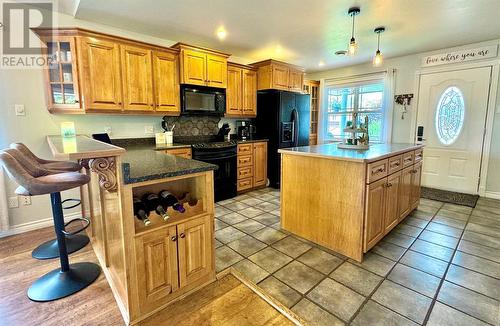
left=0, top=212, right=82, bottom=238
left=484, top=191, right=500, bottom=200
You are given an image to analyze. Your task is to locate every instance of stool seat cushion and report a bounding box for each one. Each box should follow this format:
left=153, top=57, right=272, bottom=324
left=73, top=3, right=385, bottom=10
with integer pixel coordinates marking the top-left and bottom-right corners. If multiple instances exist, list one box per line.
left=15, top=172, right=90, bottom=196
left=10, top=143, right=81, bottom=172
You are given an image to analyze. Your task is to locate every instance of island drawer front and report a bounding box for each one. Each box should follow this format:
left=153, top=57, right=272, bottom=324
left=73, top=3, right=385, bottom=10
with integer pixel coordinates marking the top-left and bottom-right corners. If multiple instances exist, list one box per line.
left=238, top=166, right=253, bottom=180
left=237, top=178, right=253, bottom=191
left=238, top=144, right=253, bottom=155
left=388, top=155, right=402, bottom=174
left=367, top=159, right=388, bottom=183
left=402, top=151, right=414, bottom=167
left=238, top=154, right=253, bottom=167
left=414, top=149, right=423, bottom=163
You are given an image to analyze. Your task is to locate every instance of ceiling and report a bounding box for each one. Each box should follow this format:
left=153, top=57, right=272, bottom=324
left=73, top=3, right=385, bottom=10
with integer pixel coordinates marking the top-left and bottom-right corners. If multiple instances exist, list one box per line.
left=63, top=0, right=500, bottom=72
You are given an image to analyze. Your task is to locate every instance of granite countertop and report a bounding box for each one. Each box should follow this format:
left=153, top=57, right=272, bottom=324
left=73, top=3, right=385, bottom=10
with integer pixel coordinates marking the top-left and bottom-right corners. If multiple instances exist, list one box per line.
left=278, top=143, right=423, bottom=163
left=121, top=148, right=217, bottom=184
left=47, top=135, right=125, bottom=160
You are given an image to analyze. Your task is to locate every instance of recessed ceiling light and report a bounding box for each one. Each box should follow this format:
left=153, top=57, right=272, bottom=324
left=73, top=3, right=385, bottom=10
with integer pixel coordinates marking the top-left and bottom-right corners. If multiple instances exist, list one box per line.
left=335, top=50, right=347, bottom=56
left=216, top=26, right=227, bottom=40
left=318, top=60, right=325, bottom=67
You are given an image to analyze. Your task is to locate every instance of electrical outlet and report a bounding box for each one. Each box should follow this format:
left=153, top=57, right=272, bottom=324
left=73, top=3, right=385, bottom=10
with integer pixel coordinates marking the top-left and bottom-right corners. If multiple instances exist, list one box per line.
left=15, top=104, right=25, bottom=116
left=144, top=125, right=154, bottom=134
left=8, top=196, right=19, bottom=208
left=20, top=196, right=31, bottom=206
left=104, top=126, right=112, bottom=135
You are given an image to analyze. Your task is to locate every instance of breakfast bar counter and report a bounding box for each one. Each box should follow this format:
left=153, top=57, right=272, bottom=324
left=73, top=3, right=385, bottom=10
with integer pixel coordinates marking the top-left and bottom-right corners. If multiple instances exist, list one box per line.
left=278, top=143, right=423, bottom=262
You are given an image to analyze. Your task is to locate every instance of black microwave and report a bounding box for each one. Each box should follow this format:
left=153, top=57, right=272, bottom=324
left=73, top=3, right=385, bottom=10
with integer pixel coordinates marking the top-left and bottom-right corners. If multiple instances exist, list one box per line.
left=181, top=85, right=226, bottom=116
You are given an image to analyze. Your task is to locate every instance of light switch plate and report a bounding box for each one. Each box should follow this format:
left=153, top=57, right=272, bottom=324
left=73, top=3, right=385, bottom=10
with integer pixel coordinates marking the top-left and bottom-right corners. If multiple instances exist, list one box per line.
left=144, top=125, right=154, bottom=134
left=15, top=104, right=25, bottom=116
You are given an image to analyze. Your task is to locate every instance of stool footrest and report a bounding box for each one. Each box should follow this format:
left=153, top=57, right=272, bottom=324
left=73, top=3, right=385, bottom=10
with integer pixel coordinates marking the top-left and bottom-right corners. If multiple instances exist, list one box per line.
left=61, top=198, right=81, bottom=210
left=62, top=217, right=90, bottom=236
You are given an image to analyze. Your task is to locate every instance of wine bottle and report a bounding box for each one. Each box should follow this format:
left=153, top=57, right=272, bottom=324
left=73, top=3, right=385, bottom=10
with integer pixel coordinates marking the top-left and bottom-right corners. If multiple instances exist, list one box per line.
left=133, top=197, right=151, bottom=226
left=158, top=190, right=186, bottom=213
left=142, top=193, right=169, bottom=221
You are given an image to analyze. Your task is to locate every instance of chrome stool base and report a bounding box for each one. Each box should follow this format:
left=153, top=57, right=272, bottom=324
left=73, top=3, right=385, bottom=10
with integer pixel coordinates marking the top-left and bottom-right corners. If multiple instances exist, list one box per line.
left=32, top=234, right=90, bottom=260
left=27, top=262, right=101, bottom=302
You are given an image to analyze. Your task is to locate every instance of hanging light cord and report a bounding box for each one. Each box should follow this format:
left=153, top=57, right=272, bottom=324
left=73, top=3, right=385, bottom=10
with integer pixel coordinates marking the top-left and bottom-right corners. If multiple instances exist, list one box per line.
left=377, top=32, right=380, bottom=51
left=351, top=14, right=356, bottom=39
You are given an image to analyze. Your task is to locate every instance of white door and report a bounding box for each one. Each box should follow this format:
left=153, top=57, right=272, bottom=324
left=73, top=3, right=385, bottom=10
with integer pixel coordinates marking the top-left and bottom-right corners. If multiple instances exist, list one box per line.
left=416, top=66, right=492, bottom=194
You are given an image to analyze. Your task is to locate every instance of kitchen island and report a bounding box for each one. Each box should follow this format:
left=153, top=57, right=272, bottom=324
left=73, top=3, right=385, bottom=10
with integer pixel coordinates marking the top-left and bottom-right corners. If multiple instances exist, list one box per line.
left=47, top=135, right=217, bottom=325
left=278, top=143, right=423, bottom=262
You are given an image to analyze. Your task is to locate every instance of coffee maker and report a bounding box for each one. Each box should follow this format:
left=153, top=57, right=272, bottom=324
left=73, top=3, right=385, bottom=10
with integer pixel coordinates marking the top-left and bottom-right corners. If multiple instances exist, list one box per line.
left=237, top=121, right=256, bottom=140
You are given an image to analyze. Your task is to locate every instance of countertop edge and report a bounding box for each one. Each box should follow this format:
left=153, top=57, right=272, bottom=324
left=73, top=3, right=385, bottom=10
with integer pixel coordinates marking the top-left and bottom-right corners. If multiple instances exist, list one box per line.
left=278, top=144, right=424, bottom=163
left=47, top=135, right=126, bottom=161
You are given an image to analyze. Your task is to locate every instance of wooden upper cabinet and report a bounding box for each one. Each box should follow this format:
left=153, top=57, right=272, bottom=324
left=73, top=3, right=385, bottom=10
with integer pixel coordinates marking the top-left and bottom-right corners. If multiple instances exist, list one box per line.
left=289, top=70, right=304, bottom=92
left=364, top=178, right=386, bottom=251
left=252, top=59, right=305, bottom=93
left=153, top=50, right=180, bottom=114
left=79, top=37, right=123, bottom=110
left=272, top=64, right=290, bottom=90
left=135, top=226, right=179, bottom=313
left=182, top=49, right=206, bottom=86
left=253, top=142, right=267, bottom=187
left=121, top=45, right=154, bottom=111
left=242, top=69, right=257, bottom=116
left=173, top=43, right=230, bottom=88
left=226, top=65, right=242, bottom=115
left=177, top=215, right=212, bottom=288
left=206, top=54, right=227, bottom=88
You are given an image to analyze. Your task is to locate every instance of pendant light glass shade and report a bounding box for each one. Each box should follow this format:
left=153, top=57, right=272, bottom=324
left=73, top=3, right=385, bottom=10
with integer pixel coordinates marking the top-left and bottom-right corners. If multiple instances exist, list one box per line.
left=348, top=37, right=358, bottom=55
left=347, top=7, right=360, bottom=56
left=372, top=27, right=385, bottom=67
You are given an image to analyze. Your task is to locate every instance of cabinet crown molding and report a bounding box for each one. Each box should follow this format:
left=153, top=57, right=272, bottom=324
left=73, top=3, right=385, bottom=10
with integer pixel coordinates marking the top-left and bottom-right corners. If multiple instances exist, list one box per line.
left=250, top=59, right=305, bottom=72
left=171, top=42, right=231, bottom=58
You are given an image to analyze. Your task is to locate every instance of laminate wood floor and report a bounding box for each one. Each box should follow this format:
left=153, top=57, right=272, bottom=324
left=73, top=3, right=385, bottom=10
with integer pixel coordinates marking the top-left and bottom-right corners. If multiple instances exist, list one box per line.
left=0, top=226, right=293, bottom=326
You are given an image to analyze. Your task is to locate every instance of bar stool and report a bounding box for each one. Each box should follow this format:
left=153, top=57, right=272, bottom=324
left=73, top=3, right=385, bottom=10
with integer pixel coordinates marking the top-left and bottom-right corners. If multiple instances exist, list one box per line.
left=6, top=145, right=90, bottom=259
left=0, top=151, right=101, bottom=302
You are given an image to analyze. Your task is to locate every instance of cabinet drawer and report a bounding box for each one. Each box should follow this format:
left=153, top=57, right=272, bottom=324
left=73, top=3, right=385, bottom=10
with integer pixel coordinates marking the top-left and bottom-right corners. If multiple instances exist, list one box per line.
left=165, top=148, right=192, bottom=159
left=238, top=154, right=253, bottom=167
left=367, top=159, right=388, bottom=183
left=388, top=155, right=402, bottom=174
left=237, top=178, right=253, bottom=191
left=414, top=149, right=423, bottom=163
left=238, top=166, right=253, bottom=180
left=237, top=144, right=253, bottom=155
left=402, top=151, right=414, bottom=168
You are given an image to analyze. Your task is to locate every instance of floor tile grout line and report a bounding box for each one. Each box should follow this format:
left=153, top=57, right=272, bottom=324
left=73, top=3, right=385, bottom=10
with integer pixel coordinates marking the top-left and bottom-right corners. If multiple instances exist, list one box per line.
left=432, top=300, right=497, bottom=326
left=420, top=209, right=475, bottom=325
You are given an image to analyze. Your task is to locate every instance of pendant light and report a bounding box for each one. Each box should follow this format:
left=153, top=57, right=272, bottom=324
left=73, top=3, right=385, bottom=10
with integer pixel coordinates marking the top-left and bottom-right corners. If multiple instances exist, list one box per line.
left=373, top=27, right=385, bottom=67
left=347, top=7, right=360, bottom=56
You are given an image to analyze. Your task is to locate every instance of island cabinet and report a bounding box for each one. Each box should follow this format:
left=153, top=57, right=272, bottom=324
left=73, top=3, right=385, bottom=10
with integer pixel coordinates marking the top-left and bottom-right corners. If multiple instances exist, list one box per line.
left=34, top=28, right=180, bottom=115
left=237, top=141, right=268, bottom=192
left=279, top=143, right=423, bottom=262
left=226, top=62, right=257, bottom=117
left=251, top=59, right=305, bottom=93
left=172, top=43, right=230, bottom=88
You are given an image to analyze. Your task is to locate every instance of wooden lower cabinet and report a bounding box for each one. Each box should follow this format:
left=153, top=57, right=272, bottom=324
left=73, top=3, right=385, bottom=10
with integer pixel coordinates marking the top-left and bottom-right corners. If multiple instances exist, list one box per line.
left=177, top=215, right=212, bottom=287
left=165, top=147, right=192, bottom=159
left=237, top=142, right=268, bottom=192
left=364, top=149, right=423, bottom=252
left=135, top=226, right=179, bottom=312
left=134, top=214, right=213, bottom=315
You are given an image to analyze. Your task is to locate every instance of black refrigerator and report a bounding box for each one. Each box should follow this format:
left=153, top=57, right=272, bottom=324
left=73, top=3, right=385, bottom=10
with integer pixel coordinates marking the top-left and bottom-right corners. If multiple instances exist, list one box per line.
left=255, top=90, right=310, bottom=188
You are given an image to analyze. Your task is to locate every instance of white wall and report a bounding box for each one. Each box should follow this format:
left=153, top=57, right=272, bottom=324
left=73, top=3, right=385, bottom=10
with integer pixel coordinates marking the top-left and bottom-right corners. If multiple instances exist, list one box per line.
left=0, top=9, right=251, bottom=231
left=307, top=40, right=500, bottom=194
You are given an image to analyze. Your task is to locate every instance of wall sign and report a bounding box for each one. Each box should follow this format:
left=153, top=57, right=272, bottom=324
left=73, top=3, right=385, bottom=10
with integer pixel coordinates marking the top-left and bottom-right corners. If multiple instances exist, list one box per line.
left=421, top=45, right=498, bottom=67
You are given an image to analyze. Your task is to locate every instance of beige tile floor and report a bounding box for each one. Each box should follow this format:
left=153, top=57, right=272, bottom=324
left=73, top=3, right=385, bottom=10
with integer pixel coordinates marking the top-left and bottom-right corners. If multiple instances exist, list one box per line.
left=215, top=187, right=500, bottom=326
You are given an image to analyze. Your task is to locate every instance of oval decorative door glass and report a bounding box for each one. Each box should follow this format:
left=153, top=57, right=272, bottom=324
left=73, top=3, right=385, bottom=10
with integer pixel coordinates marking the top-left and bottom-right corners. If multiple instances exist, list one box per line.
left=435, top=86, right=465, bottom=145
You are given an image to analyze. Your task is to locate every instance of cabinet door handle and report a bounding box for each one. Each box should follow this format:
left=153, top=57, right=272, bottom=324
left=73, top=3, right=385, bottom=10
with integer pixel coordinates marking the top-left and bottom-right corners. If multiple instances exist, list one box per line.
left=387, top=183, right=393, bottom=187
left=171, top=235, right=178, bottom=242
left=179, top=233, right=185, bottom=239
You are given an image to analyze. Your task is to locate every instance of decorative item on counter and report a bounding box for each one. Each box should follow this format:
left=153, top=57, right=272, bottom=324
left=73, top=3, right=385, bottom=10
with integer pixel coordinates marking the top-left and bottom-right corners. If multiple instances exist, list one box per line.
left=60, top=121, right=76, bottom=138
left=394, top=94, right=414, bottom=120
left=338, top=114, right=370, bottom=150
left=155, top=132, right=166, bottom=144
left=61, top=137, right=77, bottom=153
left=162, top=116, right=175, bottom=144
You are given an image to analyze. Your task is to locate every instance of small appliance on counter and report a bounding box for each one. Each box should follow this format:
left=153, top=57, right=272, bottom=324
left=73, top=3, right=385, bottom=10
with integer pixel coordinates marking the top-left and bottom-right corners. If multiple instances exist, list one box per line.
left=236, top=121, right=257, bottom=140
left=217, top=123, right=231, bottom=141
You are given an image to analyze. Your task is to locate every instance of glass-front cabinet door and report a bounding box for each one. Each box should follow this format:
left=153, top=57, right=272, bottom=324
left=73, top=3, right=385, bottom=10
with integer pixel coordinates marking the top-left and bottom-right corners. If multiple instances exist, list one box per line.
left=43, top=36, right=81, bottom=113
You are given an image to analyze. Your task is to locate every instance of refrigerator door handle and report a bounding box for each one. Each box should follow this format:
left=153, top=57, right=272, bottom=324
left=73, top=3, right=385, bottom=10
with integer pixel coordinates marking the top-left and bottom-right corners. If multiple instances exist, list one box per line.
left=292, top=108, right=299, bottom=147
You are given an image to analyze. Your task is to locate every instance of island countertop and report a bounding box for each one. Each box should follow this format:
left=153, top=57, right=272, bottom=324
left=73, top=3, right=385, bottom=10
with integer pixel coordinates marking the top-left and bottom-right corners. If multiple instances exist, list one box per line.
left=47, top=135, right=126, bottom=160
left=278, top=143, right=423, bottom=163
left=121, top=147, right=217, bottom=184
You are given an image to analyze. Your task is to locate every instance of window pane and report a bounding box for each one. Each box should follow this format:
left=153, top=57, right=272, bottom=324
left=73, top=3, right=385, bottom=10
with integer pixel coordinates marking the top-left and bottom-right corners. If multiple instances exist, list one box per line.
left=359, top=84, right=383, bottom=111
left=435, top=86, right=465, bottom=145
left=327, top=113, right=353, bottom=139
left=327, top=88, right=354, bottom=113
left=63, top=84, right=77, bottom=104
left=357, top=112, right=383, bottom=142
left=51, top=84, right=63, bottom=104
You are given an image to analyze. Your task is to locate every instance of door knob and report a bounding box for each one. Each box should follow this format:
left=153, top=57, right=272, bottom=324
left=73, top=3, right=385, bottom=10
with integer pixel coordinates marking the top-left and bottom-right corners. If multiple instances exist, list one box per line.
left=171, top=235, right=178, bottom=241
left=179, top=233, right=185, bottom=239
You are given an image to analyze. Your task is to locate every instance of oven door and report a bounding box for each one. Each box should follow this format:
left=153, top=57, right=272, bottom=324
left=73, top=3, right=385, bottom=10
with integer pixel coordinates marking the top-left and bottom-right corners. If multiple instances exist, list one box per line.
left=192, top=151, right=237, bottom=201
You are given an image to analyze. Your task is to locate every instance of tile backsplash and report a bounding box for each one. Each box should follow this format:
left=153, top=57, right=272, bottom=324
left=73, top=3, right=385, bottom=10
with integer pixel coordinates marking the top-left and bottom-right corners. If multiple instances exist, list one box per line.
left=162, top=116, right=220, bottom=136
